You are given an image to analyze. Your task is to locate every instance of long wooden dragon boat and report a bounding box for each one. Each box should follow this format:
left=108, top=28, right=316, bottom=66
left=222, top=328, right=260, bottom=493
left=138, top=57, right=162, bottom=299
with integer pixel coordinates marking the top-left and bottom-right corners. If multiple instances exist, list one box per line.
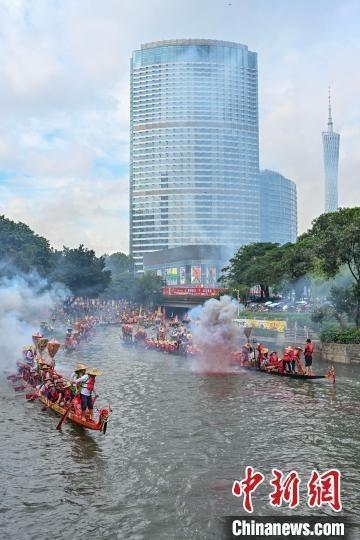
left=37, top=392, right=110, bottom=432
left=238, top=363, right=332, bottom=382
left=257, top=367, right=326, bottom=380
left=8, top=369, right=110, bottom=433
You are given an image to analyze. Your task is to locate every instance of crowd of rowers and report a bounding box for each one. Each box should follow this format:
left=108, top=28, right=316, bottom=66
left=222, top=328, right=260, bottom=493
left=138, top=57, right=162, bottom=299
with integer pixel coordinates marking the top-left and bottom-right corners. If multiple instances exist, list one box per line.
left=232, top=339, right=315, bottom=375
left=63, top=317, right=96, bottom=351
left=121, top=315, right=198, bottom=355
left=18, top=344, right=102, bottom=422
left=51, top=297, right=151, bottom=328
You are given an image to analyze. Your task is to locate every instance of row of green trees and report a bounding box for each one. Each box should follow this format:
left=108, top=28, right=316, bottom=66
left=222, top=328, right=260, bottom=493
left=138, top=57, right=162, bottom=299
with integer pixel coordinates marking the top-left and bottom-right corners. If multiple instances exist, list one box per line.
left=221, top=208, right=360, bottom=328
left=2, top=207, right=359, bottom=322
left=0, top=215, right=163, bottom=304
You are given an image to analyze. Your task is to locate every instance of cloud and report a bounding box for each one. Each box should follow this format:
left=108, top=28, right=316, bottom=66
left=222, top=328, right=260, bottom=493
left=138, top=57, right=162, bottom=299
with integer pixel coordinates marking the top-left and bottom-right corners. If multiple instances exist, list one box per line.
left=0, top=0, right=358, bottom=253
left=0, top=174, right=129, bottom=254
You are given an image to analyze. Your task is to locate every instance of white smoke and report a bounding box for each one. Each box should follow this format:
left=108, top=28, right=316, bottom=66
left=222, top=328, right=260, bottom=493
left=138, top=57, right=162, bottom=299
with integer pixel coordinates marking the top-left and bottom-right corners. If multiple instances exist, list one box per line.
left=189, top=295, right=241, bottom=373
left=0, top=272, right=69, bottom=371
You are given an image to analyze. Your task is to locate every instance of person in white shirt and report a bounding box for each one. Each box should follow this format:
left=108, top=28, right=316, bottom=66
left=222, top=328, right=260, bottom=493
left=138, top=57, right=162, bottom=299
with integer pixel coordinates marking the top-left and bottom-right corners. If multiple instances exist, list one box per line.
left=74, top=367, right=102, bottom=422
left=70, top=363, right=87, bottom=382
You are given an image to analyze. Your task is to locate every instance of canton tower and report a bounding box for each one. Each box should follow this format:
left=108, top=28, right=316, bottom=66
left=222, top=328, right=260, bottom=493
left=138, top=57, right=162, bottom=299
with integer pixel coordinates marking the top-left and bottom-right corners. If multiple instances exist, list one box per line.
left=322, top=89, right=340, bottom=212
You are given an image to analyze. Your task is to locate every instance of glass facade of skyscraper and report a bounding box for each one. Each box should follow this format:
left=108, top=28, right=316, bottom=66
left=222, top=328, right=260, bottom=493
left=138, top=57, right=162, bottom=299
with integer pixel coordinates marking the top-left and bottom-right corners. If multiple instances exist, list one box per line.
left=259, top=170, right=298, bottom=244
left=130, top=39, right=260, bottom=272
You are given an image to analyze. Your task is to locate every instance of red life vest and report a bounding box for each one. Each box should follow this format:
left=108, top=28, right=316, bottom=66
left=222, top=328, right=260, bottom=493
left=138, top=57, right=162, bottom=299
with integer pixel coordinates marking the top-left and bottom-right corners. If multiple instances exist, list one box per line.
left=305, top=343, right=314, bottom=355
left=86, top=375, right=95, bottom=392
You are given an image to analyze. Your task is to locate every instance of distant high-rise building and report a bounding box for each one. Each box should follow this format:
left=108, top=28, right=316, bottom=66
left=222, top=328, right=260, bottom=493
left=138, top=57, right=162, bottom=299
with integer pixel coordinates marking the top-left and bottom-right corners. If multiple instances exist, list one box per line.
left=259, top=170, right=298, bottom=244
left=322, top=89, right=340, bottom=212
left=130, top=39, right=260, bottom=272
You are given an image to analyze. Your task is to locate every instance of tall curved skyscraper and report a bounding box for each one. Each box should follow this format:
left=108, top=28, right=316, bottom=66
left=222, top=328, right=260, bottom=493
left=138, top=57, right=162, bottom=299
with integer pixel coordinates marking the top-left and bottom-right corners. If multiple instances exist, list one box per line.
left=130, top=39, right=260, bottom=271
left=322, top=91, right=340, bottom=212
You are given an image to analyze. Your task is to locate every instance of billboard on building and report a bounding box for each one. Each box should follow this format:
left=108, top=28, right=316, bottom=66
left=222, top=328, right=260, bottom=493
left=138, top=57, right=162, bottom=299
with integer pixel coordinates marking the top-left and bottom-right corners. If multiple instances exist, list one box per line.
left=179, top=266, right=186, bottom=285
left=166, top=267, right=178, bottom=285
left=191, top=266, right=201, bottom=284
left=206, top=266, right=217, bottom=285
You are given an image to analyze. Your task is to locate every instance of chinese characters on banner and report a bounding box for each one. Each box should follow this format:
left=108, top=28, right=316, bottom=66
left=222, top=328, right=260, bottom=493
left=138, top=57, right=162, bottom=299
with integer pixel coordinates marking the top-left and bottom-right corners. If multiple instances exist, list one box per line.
left=232, top=468, right=342, bottom=513
left=234, top=318, right=287, bottom=332
left=162, top=287, right=226, bottom=297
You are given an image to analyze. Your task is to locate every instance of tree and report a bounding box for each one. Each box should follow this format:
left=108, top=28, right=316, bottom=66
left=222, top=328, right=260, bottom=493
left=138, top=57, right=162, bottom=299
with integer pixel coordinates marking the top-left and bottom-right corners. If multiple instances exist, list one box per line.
left=307, top=208, right=360, bottom=326
left=280, top=236, right=318, bottom=300
left=101, top=252, right=137, bottom=299
left=0, top=215, right=54, bottom=276
left=137, top=272, right=164, bottom=307
left=221, top=242, right=284, bottom=298
left=102, top=272, right=140, bottom=301
left=105, top=252, right=135, bottom=277
left=54, top=245, right=111, bottom=297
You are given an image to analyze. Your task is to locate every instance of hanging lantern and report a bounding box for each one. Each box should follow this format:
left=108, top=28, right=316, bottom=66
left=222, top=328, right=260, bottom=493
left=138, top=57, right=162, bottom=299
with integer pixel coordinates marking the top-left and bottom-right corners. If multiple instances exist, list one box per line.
left=32, top=332, right=43, bottom=350
left=37, top=337, right=49, bottom=352
left=47, top=338, right=61, bottom=359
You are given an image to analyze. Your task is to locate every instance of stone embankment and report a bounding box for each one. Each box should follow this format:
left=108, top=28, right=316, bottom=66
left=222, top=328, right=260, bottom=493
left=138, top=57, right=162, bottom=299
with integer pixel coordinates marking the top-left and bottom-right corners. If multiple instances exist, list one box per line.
left=320, top=343, right=360, bottom=365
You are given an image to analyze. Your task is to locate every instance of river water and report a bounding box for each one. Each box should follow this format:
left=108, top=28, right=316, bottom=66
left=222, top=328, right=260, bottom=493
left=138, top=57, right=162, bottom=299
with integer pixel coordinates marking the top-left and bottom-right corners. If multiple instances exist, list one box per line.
left=1, top=326, right=360, bottom=539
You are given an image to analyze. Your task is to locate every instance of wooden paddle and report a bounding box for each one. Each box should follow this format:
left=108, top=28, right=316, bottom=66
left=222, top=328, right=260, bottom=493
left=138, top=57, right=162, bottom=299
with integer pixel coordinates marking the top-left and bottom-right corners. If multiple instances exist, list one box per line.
left=14, top=384, right=28, bottom=392
left=26, top=392, right=38, bottom=400
left=56, top=395, right=75, bottom=430
left=56, top=392, right=99, bottom=430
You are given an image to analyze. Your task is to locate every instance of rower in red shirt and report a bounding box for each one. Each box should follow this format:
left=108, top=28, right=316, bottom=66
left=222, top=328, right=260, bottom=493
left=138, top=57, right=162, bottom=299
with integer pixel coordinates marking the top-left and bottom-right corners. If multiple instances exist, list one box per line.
left=269, top=351, right=279, bottom=365
left=268, top=351, right=282, bottom=372
left=282, top=347, right=292, bottom=373
left=293, top=346, right=304, bottom=374
left=304, top=339, right=314, bottom=375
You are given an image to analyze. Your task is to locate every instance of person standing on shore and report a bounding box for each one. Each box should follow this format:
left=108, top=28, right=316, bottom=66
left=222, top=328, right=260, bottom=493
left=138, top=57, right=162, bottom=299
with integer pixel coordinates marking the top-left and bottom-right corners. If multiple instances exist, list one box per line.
left=304, top=339, right=314, bottom=375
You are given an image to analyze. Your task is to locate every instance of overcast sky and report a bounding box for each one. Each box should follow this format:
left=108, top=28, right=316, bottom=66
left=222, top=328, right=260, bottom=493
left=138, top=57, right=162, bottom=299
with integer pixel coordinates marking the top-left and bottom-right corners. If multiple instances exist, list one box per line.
left=0, top=0, right=359, bottom=254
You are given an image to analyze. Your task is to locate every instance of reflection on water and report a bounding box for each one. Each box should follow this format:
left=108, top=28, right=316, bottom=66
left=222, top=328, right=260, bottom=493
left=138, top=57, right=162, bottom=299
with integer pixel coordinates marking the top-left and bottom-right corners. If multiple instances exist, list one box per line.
left=0, top=326, right=359, bottom=539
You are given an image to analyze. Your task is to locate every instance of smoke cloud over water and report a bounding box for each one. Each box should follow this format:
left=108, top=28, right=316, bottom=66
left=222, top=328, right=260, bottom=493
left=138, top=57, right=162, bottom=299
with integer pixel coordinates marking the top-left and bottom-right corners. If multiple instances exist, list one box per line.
left=0, top=272, right=68, bottom=372
left=189, top=295, right=241, bottom=373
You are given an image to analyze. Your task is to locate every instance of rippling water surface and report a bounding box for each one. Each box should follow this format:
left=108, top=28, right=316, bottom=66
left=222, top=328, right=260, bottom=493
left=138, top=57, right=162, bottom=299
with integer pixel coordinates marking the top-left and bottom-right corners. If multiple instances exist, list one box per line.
left=1, top=327, right=360, bottom=539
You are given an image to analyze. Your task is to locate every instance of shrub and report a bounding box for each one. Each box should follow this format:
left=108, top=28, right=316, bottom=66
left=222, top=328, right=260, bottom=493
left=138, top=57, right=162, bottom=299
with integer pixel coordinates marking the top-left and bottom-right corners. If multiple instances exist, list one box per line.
left=320, top=326, right=360, bottom=344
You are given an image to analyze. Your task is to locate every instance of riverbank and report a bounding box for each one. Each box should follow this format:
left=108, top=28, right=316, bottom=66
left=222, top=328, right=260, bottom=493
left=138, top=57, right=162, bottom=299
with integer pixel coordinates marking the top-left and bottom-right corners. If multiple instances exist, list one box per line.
left=240, top=330, right=360, bottom=365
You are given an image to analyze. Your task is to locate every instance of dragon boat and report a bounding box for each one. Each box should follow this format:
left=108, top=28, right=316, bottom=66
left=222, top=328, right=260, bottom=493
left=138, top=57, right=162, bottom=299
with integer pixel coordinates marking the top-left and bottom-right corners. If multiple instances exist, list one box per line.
left=37, top=392, right=110, bottom=433
left=8, top=333, right=111, bottom=433
left=256, top=366, right=326, bottom=380
left=237, top=363, right=333, bottom=382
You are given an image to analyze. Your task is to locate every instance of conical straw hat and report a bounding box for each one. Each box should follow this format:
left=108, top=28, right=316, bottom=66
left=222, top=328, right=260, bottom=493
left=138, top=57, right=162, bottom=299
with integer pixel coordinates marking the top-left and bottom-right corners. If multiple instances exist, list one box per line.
left=74, top=363, right=87, bottom=371
left=86, top=367, right=102, bottom=376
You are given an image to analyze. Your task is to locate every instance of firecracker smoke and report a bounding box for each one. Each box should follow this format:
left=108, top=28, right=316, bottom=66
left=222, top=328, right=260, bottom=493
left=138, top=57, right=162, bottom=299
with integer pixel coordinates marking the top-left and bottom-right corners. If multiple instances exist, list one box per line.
left=0, top=271, right=68, bottom=371
left=189, top=295, right=241, bottom=373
